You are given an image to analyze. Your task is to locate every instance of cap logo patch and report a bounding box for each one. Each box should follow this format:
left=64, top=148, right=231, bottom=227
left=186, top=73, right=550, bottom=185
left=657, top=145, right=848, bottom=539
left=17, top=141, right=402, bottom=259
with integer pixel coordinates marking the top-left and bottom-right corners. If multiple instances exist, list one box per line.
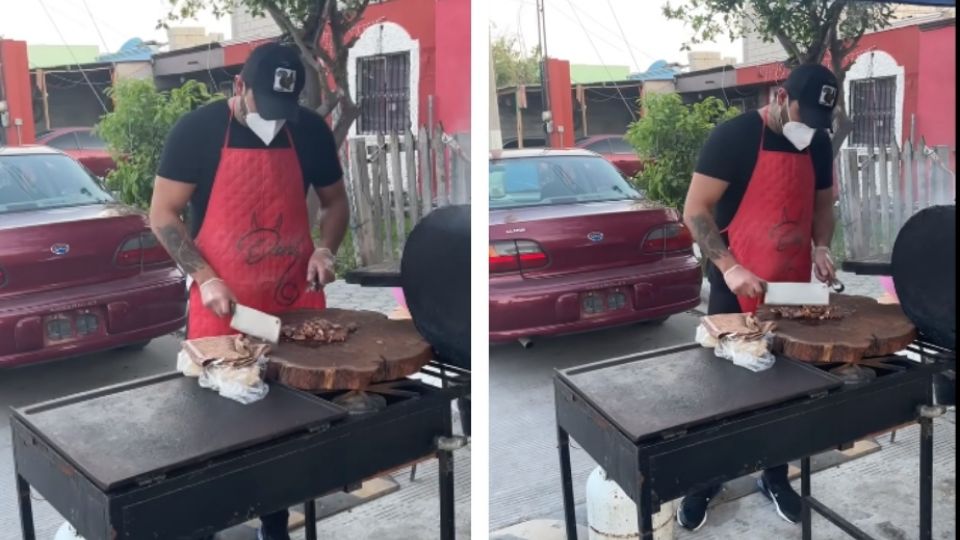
left=819, top=84, right=837, bottom=108
left=273, top=67, right=296, bottom=93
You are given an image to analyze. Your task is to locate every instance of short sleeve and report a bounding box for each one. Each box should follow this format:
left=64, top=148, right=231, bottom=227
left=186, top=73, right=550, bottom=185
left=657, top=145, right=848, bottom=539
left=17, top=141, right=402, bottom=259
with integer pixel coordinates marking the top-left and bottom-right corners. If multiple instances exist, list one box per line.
left=157, top=110, right=205, bottom=184
left=694, top=117, right=749, bottom=184
left=811, top=131, right=834, bottom=190
left=296, top=110, right=344, bottom=190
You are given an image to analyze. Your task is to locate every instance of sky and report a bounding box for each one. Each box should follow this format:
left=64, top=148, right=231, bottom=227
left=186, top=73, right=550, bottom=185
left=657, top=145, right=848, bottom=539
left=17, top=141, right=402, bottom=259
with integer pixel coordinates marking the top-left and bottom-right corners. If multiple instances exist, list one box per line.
left=490, top=0, right=743, bottom=72
left=0, top=0, right=232, bottom=54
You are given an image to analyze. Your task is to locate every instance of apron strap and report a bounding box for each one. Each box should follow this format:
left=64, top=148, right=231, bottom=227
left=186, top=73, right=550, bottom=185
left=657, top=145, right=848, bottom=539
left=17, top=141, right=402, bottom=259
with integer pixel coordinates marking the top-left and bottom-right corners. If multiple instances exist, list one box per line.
left=223, top=105, right=235, bottom=148
left=719, top=109, right=771, bottom=236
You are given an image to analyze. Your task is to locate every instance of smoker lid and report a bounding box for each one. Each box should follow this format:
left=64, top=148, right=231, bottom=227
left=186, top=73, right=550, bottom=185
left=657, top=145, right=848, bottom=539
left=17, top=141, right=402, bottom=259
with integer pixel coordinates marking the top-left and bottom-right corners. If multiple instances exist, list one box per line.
left=13, top=373, right=345, bottom=491
left=401, top=205, right=471, bottom=369
left=558, top=345, right=842, bottom=443
left=891, top=205, right=956, bottom=350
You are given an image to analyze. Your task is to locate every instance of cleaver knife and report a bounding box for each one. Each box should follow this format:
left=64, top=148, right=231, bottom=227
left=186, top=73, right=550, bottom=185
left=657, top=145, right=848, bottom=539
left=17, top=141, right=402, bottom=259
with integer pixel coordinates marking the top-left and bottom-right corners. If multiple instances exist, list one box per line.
left=230, top=303, right=282, bottom=344
left=764, top=282, right=831, bottom=306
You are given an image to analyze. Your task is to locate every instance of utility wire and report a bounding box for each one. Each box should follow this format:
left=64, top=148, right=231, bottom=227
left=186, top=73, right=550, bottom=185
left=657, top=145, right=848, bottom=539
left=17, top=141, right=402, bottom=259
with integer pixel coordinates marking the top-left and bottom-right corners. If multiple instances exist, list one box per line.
left=604, top=0, right=642, bottom=73
left=79, top=0, right=112, bottom=54
left=37, top=0, right=109, bottom=112
left=561, top=0, right=636, bottom=121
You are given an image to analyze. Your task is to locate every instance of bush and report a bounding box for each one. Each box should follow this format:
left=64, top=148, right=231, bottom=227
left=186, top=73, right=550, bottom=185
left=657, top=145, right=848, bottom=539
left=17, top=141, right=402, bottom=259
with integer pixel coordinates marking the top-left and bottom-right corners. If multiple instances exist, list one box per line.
left=96, top=79, right=221, bottom=208
left=626, top=93, right=739, bottom=210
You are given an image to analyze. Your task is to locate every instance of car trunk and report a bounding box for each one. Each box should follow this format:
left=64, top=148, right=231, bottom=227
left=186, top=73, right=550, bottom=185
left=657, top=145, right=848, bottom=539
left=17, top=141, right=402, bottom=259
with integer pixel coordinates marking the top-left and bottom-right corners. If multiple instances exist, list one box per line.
left=0, top=205, right=156, bottom=298
left=490, top=200, right=689, bottom=279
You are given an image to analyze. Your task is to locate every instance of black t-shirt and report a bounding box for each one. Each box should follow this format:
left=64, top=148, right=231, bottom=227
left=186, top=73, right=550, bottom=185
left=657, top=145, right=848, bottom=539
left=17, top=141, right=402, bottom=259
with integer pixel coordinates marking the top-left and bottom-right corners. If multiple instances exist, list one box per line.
left=695, top=110, right=834, bottom=231
left=696, top=110, right=834, bottom=314
left=157, top=100, right=343, bottom=236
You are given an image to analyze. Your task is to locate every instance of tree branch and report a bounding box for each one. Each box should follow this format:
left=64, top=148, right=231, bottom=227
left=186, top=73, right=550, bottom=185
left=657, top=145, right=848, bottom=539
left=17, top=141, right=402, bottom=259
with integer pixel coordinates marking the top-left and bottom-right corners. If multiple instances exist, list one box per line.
left=263, top=0, right=322, bottom=72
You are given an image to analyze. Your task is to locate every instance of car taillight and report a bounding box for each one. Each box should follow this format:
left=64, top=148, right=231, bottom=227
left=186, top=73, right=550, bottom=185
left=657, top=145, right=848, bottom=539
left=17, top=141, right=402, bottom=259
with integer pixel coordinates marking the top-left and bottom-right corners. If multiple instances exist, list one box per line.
left=641, top=223, right=693, bottom=254
left=489, top=240, right=549, bottom=273
left=116, top=232, right=172, bottom=267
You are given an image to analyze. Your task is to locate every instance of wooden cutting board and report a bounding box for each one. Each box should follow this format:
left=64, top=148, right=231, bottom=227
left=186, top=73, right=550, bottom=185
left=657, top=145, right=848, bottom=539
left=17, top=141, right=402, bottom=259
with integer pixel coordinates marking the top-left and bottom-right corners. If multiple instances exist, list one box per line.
left=756, top=294, right=917, bottom=364
left=265, top=309, right=433, bottom=391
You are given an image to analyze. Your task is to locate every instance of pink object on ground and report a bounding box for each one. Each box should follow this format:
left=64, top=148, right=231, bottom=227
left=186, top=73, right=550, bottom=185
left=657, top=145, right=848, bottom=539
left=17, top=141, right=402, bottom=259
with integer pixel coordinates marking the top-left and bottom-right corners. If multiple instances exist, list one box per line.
left=879, top=276, right=898, bottom=299
left=392, top=288, right=407, bottom=309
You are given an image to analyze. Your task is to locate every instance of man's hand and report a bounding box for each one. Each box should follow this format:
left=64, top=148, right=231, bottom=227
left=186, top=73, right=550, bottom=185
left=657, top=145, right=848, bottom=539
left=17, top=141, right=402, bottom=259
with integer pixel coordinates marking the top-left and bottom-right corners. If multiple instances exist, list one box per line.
left=724, top=265, right=767, bottom=299
left=306, top=247, right=336, bottom=291
left=813, top=246, right=836, bottom=284
left=199, top=278, right=236, bottom=318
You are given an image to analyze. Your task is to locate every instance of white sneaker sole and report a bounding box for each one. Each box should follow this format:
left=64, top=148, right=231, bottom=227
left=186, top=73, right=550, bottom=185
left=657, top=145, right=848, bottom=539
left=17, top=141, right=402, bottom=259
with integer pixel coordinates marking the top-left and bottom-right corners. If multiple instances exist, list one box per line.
left=675, top=497, right=709, bottom=532
left=757, top=477, right=800, bottom=525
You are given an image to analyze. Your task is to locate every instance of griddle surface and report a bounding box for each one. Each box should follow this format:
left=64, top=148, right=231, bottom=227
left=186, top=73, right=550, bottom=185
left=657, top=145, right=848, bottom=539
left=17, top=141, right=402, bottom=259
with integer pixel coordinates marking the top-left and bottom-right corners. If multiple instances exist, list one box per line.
left=14, top=373, right=345, bottom=491
left=560, top=346, right=842, bottom=442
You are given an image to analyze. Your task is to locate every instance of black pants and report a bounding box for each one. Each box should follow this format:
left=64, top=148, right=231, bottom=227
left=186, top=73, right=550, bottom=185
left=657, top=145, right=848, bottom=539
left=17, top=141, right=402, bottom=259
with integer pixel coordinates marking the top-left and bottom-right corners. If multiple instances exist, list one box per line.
left=690, top=463, right=789, bottom=499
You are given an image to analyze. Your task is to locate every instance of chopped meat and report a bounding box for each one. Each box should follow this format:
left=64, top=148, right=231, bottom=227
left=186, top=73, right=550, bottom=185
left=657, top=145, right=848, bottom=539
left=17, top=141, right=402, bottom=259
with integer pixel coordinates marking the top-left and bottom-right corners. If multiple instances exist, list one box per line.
left=281, top=318, right=358, bottom=345
left=763, top=305, right=854, bottom=321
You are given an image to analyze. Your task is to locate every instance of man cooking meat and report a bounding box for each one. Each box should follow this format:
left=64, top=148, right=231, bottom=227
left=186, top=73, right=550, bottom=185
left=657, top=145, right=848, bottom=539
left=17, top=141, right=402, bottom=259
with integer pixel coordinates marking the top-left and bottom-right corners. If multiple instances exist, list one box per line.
left=150, top=42, right=349, bottom=540
left=678, top=64, right=839, bottom=531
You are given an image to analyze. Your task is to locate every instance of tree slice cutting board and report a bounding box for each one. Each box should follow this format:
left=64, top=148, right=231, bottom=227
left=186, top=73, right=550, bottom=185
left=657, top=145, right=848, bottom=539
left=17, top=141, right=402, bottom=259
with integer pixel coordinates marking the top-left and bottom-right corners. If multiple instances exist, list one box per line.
left=756, top=294, right=917, bottom=364
left=265, top=309, right=433, bottom=391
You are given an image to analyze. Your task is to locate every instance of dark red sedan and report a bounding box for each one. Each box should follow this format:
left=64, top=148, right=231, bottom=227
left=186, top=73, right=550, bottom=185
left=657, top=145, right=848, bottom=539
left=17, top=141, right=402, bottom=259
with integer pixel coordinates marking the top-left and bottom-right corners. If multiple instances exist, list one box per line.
left=0, top=146, right=186, bottom=368
left=489, top=149, right=701, bottom=344
left=36, top=127, right=116, bottom=178
left=575, top=134, right=645, bottom=178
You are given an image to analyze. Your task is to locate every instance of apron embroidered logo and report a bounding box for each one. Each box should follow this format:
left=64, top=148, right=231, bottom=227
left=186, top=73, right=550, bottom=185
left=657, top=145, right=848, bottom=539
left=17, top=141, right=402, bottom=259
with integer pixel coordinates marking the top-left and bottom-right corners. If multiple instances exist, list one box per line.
left=236, top=213, right=306, bottom=306
left=274, top=68, right=297, bottom=93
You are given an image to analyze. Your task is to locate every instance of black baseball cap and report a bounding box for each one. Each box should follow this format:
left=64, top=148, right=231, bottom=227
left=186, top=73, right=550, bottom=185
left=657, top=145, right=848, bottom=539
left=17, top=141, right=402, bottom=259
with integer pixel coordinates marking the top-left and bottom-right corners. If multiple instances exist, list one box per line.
left=783, top=64, right=839, bottom=130
left=240, top=42, right=306, bottom=122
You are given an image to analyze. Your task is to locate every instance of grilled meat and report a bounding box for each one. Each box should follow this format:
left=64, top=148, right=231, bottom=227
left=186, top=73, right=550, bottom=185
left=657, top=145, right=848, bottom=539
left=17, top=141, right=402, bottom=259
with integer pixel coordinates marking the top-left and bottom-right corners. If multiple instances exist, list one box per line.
left=764, top=305, right=854, bottom=321
left=281, top=318, right=359, bottom=344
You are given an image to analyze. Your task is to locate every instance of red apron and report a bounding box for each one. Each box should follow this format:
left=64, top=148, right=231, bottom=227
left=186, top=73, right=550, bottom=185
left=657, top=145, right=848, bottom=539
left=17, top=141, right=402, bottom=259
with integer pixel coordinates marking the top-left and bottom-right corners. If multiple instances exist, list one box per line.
left=187, top=112, right=325, bottom=339
left=723, top=108, right=815, bottom=314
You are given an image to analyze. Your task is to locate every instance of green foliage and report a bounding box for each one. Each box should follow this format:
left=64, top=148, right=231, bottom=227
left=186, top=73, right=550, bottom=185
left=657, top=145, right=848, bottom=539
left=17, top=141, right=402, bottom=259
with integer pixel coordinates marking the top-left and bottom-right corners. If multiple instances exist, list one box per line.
left=661, top=0, right=894, bottom=65
left=160, top=0, right=368, bottom=30
left=491, top=28, right=541, bottom=89
left=626, top=93, right=739, bottom=210
left=96, top=79, right=220, bottom=208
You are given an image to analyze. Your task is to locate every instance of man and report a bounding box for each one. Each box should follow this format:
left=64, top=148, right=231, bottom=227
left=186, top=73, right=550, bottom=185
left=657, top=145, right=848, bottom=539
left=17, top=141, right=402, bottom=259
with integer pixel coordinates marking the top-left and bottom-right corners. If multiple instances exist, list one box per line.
left=678, top=64, right=839, bottom=530
left=150, top=42, right=349, bottom=540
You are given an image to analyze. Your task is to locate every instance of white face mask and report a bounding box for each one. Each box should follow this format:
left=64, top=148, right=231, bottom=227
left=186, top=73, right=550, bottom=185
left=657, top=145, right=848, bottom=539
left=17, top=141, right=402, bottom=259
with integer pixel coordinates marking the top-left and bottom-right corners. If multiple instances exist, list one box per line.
left=783, top=121, right=816, bottom=151
left=245, top=112, right=285, bottom=146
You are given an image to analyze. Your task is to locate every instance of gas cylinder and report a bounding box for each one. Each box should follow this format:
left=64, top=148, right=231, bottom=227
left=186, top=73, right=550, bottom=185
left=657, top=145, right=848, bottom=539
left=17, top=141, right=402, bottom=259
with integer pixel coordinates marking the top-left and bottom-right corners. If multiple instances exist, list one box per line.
left=586, top=466, right=676, bottom=540
left=53, top=522, right=84, bottom=540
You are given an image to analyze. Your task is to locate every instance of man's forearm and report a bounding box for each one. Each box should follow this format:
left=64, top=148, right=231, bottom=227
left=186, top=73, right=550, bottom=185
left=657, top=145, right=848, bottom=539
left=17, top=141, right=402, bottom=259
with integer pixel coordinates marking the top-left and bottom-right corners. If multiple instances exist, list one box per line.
left=317, top=199, right=349, bottom=254
left=152, top=214, right=215, bottom=282
left=812, top=193, right=835, bottom=248
left=686, top=211, right=737, bottom=272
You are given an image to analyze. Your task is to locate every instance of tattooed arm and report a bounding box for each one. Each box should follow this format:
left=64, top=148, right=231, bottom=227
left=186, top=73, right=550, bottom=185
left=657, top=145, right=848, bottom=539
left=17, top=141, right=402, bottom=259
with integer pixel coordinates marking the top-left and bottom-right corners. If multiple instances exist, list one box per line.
left=683, top=173, right=736, bottom=272
left=149, top=177, right=214, bottom=284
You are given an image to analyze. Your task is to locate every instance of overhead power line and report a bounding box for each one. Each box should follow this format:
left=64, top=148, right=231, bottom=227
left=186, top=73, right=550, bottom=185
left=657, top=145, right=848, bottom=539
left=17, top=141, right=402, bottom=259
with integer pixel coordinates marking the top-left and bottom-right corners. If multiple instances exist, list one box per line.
left=37, top=0, right=109, bottom=113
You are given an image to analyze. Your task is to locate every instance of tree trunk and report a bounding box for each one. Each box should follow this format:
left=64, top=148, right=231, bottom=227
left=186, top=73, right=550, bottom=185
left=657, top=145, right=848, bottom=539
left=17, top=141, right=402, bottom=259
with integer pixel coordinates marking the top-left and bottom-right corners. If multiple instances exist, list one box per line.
left=302, top=60, right=323, bottom=111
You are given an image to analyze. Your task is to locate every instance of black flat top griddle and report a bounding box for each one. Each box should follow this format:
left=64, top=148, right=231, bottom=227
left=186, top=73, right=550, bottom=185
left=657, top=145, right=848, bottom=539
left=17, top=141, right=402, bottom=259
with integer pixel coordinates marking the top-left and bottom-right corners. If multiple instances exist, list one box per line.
left=558, top=346, right=843, bottom=443
left=12, top=373, right=346, bottom=491
left=345, top=261, right=401, bottom=288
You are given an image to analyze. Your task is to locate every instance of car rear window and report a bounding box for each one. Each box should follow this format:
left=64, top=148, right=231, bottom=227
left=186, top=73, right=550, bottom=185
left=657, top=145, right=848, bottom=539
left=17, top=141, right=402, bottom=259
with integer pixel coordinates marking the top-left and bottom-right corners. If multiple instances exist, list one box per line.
left=0, top=154, right=113, bottom=214
left=489, top=155, right=641, bottom=209
left=75, top=130, right=107, bottom=150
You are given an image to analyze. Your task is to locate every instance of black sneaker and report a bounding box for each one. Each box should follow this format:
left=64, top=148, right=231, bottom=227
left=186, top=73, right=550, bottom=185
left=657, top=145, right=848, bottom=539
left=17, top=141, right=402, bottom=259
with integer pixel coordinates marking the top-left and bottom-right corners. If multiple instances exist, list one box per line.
left=757, top=471, right=802, bottom=524
left=676, top=484, right=723, bottom=531
left=257, top=528, right=291, bottom=540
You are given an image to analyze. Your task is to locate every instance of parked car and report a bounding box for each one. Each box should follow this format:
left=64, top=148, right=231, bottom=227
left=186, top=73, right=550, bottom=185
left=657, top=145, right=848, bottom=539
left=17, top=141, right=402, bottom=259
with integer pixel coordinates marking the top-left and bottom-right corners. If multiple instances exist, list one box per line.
left=575, top=134, right=645, bottom=178
left=489, top=148, right=701, bottom=344
left=36, top=127, right=116, bottom=178
left=503, top=137, right=547, bottom=149
left=0, top=146, right=187, bottom=368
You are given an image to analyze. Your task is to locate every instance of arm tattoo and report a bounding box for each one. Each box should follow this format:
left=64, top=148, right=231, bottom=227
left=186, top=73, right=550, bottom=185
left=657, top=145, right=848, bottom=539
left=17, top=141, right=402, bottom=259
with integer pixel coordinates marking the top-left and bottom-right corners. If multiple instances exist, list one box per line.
left=157, top=223, right=209, bottom=275
left=689, top=213, right=731, bottom=262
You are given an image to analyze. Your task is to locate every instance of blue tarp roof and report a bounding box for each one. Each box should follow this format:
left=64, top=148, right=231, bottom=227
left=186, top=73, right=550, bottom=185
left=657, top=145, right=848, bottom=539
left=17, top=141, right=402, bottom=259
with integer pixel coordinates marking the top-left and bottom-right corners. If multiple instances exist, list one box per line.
left=97, top=38, right=155, bottom=63
left=628, top=60, right=683, bottom=82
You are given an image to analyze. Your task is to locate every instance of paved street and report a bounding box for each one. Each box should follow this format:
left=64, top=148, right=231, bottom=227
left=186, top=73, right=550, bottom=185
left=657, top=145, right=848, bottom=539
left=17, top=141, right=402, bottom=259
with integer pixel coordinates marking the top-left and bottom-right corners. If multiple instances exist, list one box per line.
left=489, top=274, right=956, bottom=539
left=0, top=283, right=472, bottom=539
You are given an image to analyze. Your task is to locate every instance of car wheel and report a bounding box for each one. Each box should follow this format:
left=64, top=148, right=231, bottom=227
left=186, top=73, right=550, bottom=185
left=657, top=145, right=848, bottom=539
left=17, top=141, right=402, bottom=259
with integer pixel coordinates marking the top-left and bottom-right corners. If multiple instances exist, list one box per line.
left=122, top=340, right=152, bottom=351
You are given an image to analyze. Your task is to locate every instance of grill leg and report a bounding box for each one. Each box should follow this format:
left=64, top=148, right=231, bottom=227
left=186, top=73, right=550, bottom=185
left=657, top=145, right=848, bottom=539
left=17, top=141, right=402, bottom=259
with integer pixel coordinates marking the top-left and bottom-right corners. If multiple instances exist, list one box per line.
left=304, top=500, right=317, bottom=540
left=919, top=416, right=933, bottom=540
left=637, top=465, right=654, bottom=540
left=16, top=474, right=35, bottom=540
left=557, top=427, right=578, bottom=540
left=439, top=449, right=455, bottom=540
left=801, top=457, right=812, bottom=540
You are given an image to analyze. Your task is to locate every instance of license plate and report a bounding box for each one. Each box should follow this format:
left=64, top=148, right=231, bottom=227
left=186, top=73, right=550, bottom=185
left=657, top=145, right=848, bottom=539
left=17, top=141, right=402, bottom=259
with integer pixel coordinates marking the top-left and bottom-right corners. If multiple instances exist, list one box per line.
left=581, top=288, right=629, bottom=316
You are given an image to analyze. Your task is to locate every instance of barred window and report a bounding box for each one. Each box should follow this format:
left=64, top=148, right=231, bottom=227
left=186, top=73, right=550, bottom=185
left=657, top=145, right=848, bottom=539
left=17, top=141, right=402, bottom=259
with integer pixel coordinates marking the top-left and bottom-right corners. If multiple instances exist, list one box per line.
left=849, top=76, right=897, bottom=147
left=356, top=52, right=411, bottom=134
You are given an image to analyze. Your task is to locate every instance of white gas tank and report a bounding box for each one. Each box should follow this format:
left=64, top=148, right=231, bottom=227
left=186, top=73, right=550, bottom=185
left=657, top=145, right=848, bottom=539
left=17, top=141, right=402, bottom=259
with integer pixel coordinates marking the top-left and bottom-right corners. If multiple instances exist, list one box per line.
left=586, top=466, right=676, bottom=540
left=54, top=522, right=85, bottom=540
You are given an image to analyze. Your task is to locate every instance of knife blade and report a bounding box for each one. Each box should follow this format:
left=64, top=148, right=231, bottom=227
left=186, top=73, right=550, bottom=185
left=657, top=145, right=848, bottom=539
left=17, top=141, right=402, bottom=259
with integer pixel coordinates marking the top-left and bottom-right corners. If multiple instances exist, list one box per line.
left=763, top=282, right=831, bottom=306
left=230, top=304, right=282, bottom=344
